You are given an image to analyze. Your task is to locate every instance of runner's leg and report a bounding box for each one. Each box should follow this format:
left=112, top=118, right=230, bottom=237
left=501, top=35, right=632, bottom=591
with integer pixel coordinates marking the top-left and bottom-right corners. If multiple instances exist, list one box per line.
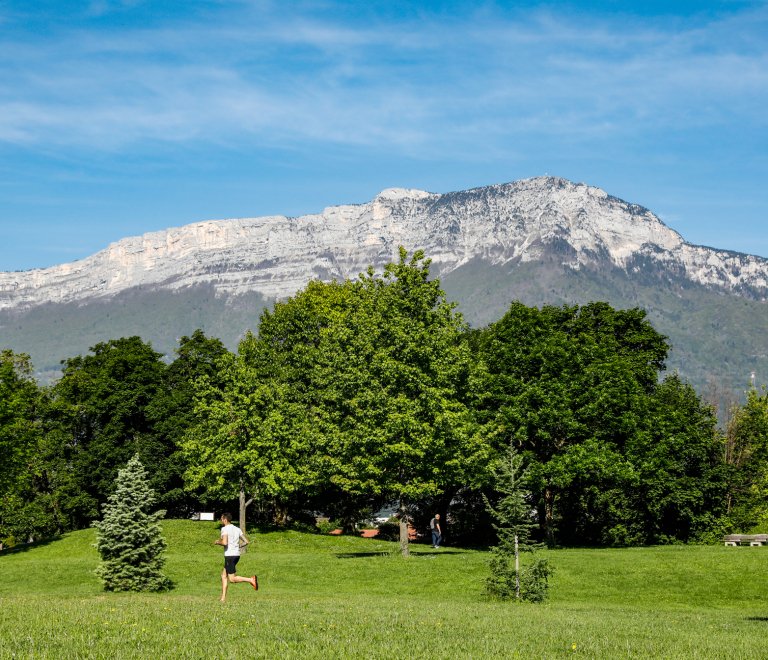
left=220, top=568, right=228, bottom=600
left=228, top=575, right=253, bottom=583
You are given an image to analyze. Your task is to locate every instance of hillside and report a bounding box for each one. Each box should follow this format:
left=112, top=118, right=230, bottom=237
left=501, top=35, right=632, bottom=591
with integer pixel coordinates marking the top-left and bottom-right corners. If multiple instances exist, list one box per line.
left=0, top=285, right=270, bottom=376
left=442, top=260, right=768, bottom=392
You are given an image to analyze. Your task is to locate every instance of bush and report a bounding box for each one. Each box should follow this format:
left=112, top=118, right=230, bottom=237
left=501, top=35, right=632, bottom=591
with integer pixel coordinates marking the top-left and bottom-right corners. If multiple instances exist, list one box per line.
left=317, top=520, right=340, bottom=535
left=292, top=522, right=318, bottom=534
left=485, top=555, right=553, bottom=602
left=375, top=521, right=400, bottom=542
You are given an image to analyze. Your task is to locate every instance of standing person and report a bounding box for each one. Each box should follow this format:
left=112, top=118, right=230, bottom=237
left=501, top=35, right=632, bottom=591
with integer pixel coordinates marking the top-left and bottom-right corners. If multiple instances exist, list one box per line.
left=430, top=513, right=443, bottom=549
left=214, top=512, right=257, bottom=602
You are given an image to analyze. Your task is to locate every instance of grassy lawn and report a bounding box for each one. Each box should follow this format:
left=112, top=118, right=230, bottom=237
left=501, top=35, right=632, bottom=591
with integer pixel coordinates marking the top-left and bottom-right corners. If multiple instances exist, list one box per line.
left=2, top=521, right=768, bottom=659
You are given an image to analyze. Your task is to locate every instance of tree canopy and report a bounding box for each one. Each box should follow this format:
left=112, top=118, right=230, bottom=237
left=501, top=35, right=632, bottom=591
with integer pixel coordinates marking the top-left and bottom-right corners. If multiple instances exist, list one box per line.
left=1, top=250, right=762, bottom=551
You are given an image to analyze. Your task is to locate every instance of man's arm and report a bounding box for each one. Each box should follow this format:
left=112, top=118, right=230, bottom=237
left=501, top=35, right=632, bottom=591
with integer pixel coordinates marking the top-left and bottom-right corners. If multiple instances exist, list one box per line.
left=215, top=534, right=228, bottom=547
left=239, top=534, right=249, bottom=548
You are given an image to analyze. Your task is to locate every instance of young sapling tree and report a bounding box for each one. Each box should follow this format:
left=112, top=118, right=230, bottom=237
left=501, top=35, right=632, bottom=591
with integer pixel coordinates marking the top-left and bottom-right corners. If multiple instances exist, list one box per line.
left=484, top=443, right=552, bottom=601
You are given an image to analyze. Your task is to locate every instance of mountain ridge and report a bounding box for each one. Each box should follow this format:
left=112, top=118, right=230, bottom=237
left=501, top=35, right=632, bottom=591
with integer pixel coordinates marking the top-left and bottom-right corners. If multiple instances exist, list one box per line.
left=2, top=176, right=767, bottom=313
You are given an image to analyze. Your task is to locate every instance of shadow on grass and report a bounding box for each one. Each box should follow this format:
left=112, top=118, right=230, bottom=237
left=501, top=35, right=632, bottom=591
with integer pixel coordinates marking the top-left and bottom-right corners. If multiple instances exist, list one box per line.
left=334, top=550, right=466, bottom=559
left=0, top=536, right=64, bottom=556
left=746, top=617, right=768, bottom=622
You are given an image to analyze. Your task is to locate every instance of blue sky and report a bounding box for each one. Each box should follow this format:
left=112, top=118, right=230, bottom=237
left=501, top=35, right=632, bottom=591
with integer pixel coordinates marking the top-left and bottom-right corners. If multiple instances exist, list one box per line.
left=1, top=0, right=767, bottom=271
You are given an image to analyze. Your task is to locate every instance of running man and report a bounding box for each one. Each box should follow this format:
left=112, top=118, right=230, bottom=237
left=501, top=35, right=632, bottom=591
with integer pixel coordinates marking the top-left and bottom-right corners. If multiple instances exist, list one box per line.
left=214, top=512, right=257, bottom=601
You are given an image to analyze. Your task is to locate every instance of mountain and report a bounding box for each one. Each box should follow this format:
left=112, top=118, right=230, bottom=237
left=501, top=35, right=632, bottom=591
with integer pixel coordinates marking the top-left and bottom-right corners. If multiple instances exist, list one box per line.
left=1, top=176, right=767, bottom=390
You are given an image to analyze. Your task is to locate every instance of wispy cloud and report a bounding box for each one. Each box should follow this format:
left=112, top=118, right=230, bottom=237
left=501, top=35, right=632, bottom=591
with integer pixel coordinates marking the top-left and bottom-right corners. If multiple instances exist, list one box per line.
left=0, top=4, right=766, bottom=157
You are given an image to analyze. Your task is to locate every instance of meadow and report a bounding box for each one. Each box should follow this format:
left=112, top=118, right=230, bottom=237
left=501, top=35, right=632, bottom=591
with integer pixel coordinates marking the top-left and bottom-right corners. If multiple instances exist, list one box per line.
left=2, top=520, right=768, bottom=659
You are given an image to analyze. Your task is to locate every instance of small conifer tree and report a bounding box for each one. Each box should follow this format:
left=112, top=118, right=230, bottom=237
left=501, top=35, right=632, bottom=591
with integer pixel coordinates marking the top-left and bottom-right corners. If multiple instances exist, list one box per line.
left=483, top=443, right=553, bottom=601
left=92, top=454, right=171, bottom=591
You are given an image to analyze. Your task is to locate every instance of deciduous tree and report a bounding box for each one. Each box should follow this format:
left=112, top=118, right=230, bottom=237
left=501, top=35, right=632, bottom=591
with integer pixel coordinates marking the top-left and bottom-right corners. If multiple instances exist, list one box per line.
left=481, top=302, right=669, bottom=545
left=51, top=337, right=168, bottom=526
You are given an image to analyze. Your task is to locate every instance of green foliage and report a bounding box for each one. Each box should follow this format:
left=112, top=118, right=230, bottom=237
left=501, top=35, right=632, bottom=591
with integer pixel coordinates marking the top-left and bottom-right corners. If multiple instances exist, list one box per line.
left=722, top=385, right=768, bottom=532
left=0, top=350, right=68, bottom=544
left=317, top=520, right=339, bottom=535
left=0, top=350, right=40, bottom=497
left=604, top=375, right=727, bottom=545
left=2, top=331, right=238, bottom=539
left=146, top=330, right=232, bottom=516
left=92, top=454, right=170, bottom=592
left=290, top=521, right=318, bottom=534
left=313, top=249, right=487, bottom=506
left=181, top=331, right=316, bottom=522
left=289, top=248, right=488, bottom=551
left=483, top=444, right=552, bottom=601
left=50, top=336, right=168, bottom=526
left=374, top=521, right=401, bottom=541
left=481, top=301, right=671, bottom=545
left=183, top=248, right=489, bottom=550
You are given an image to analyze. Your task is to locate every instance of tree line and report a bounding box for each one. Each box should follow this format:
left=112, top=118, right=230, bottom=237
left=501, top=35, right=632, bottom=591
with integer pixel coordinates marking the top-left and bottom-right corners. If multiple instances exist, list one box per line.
left=2, top=248, right=767, bottom=551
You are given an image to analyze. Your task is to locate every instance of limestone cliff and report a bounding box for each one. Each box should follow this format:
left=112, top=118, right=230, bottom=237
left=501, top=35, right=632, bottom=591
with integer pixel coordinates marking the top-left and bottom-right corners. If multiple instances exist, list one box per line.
left=2, top=176, right=766, bottom=312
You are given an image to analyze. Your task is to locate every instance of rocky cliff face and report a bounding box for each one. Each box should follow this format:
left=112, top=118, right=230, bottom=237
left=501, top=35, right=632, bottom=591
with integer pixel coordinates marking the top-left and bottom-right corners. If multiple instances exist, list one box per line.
left=1, top=176, right=766, bottom=312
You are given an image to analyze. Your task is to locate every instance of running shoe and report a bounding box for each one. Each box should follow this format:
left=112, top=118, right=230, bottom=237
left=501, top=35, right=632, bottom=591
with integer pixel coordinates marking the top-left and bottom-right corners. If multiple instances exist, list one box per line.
left=251, top=575, right=258, bottom=591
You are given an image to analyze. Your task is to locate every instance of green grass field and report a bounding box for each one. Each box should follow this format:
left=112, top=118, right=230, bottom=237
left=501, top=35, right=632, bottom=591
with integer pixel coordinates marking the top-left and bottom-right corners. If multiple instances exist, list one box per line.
left=2, top=521, right=768, bottom=659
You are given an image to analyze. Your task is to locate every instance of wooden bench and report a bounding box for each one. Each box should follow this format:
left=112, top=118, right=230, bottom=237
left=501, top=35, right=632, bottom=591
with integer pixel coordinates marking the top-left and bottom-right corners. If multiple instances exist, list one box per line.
left=723, top=534, right=768, bottom=547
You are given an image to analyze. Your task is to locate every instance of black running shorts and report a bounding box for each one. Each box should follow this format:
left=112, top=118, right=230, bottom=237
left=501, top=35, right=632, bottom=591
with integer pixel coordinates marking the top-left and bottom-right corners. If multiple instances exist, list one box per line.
left=224, top=555, right=240, bottom=574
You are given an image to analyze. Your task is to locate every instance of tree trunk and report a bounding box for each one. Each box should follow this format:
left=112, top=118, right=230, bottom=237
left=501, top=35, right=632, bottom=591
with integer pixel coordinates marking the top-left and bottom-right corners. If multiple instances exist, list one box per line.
left=399, top=499, right=409, bottom=557
left=544, top=487, right=556, bottom=547
left=238, top=476, right=254, bottom=551
left=437, top=488, right=456, bottom=545
left=515, top=533, right=520, bottom=599
left=238, top=477, right=247, bottom=553
left=273, top=498, right=288, bottom=526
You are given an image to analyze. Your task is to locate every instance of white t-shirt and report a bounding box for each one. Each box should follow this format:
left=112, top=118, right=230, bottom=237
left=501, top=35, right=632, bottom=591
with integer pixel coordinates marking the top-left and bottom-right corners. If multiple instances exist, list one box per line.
left=221, top=524, right=242, bottom=556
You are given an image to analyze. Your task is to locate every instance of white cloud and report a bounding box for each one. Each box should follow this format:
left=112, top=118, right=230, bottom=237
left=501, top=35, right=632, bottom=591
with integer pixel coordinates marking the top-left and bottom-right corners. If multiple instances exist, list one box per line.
left=0, top=5, right=766, bottom=155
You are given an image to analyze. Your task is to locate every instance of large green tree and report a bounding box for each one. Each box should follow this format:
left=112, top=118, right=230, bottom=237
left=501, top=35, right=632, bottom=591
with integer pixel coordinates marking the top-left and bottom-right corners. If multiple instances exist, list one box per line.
left=182, top=329, right=318, bottom=531
left=0, top=350, right=45, bottom=545
left=147, top=330, right=231, bottom=517
left=571, top=374, right=727, bottom=545
left=481, top=302, right=671, bottom=545
left=50, top=337, right=169, bottom=526
left=0, top=350, right=40, bottom=498
left=722, top=385, right=768, bottom=531
left=184, top=250, right=490, bottom=551
left=309, top=249, right=488, bottom=555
